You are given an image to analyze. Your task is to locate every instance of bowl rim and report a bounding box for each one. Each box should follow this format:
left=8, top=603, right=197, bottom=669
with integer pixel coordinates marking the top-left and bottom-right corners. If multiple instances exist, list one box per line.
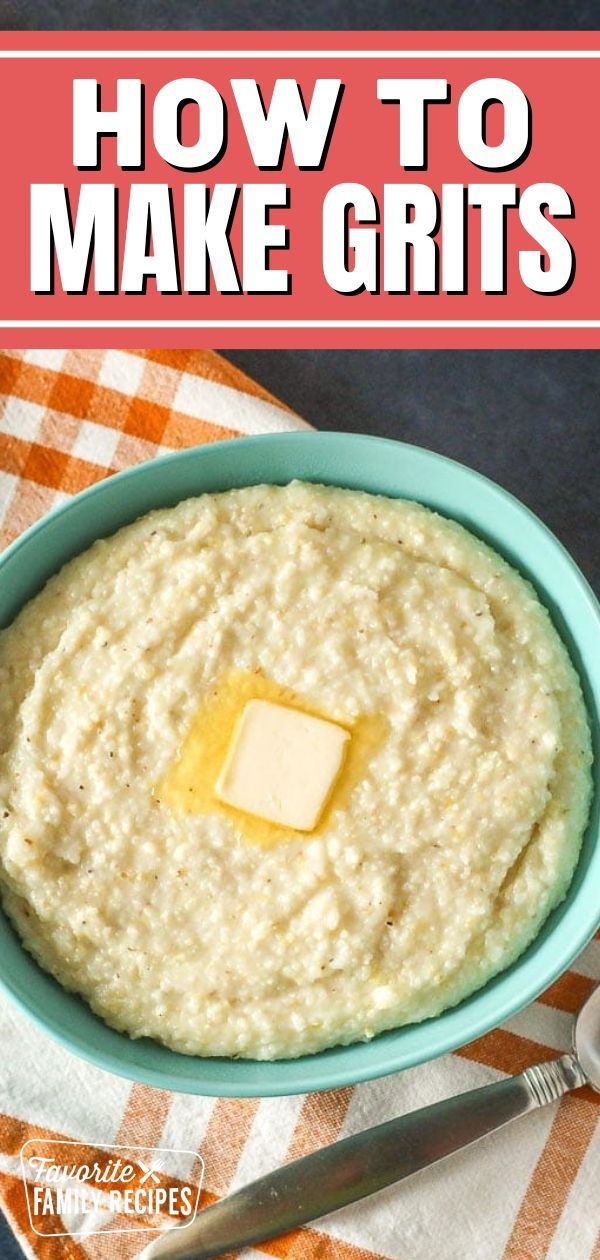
left=0, top=429, right=598, bottom=1097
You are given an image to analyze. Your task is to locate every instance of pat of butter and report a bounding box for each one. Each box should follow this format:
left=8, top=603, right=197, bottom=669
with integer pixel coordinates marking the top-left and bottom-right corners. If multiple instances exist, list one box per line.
left=215, top=699, right=350, bottom=832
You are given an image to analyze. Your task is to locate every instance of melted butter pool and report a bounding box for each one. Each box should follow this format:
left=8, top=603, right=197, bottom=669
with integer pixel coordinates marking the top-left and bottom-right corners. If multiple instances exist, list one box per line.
left=156, top=669, right=384, bottom=845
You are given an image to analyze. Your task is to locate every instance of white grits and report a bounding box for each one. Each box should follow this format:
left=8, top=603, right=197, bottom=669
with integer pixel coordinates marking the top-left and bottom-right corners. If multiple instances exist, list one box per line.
left=0, top=482, right=592, bottom=1059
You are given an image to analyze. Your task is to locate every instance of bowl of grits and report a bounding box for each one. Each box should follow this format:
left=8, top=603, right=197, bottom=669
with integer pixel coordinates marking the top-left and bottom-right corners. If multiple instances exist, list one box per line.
left=0, top=432, right=598, bottom=1096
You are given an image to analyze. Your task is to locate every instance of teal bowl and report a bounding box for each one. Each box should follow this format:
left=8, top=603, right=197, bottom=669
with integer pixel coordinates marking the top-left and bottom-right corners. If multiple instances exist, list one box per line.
left=0, top=432, right=598, bottom=1096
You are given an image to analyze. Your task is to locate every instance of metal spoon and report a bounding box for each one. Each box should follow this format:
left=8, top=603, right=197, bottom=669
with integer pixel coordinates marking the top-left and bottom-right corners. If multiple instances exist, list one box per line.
left=144, top=985, right=600, bottom=1260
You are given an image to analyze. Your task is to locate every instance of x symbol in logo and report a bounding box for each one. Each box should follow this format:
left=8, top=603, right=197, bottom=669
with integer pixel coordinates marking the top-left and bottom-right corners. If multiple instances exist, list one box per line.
left=137, top=1160, right=162, bottom=1185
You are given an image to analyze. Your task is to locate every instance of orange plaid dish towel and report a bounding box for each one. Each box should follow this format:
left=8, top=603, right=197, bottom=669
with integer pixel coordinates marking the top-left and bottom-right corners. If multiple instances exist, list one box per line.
left=0, top=348, right=598, bottom=1260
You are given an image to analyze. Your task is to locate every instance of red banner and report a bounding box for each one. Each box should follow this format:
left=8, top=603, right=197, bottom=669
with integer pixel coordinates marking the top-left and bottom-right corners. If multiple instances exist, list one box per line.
left=2, top=30, right=600, bottom=347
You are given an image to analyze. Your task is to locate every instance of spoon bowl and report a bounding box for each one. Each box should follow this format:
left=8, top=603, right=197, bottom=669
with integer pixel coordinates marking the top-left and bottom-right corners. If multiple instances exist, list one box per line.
left=574, top=983, right=600, bottom=1089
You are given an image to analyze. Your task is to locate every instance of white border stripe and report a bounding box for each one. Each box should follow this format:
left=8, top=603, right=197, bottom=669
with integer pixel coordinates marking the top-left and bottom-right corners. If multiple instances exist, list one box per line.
left=1, top=321, right=599, bottom=329
left=1, top=51, right=600, bottom=59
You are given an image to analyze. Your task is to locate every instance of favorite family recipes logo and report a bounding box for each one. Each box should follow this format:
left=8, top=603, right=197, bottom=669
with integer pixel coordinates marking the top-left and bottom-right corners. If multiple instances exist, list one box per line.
left=0, top=32, right=599, bottom=343
left=20, top=1139, right=203, bottom=1237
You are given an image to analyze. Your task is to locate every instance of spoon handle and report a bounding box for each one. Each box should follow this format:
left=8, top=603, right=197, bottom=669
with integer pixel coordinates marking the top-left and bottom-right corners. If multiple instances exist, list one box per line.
left=145, top=1053, right=585, bottom=1260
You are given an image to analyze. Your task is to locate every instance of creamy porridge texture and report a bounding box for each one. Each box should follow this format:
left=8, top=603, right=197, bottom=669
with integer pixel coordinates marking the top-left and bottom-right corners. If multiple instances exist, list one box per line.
left=0, top=482, right=592, bottom=1060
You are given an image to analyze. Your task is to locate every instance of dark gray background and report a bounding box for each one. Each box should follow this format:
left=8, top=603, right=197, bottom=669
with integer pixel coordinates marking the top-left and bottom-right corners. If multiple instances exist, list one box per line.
left=4, top=0, right=600, bottom=29
left=1, top=3, right=599, bottom=1259
left=228, top=350, right=599, bottom=594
